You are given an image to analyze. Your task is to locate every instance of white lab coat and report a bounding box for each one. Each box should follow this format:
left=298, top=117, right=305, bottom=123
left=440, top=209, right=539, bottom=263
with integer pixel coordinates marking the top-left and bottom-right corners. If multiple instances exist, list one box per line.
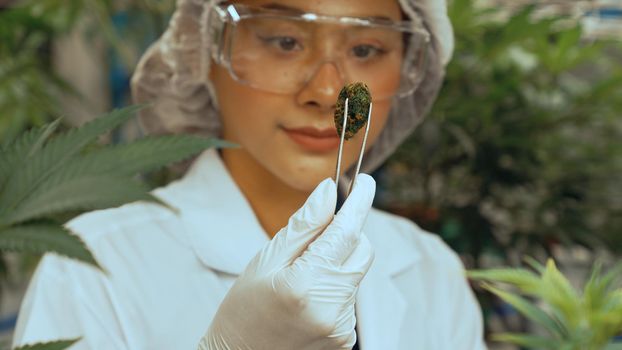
left=13, top=149, right=486, bottom=349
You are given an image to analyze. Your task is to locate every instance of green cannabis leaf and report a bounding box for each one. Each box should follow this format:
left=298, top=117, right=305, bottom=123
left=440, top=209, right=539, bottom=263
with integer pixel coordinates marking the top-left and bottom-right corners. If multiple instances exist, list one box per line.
left=468, top=259, right=622, bottom=350
left=0, top=225, right=98, bottom=267
left=0, top=105, right=236, bottom=270
left=13, top=338, right=80, bottom=350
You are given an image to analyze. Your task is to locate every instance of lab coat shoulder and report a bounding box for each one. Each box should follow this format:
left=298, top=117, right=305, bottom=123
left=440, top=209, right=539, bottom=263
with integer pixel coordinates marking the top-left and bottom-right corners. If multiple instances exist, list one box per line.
left=363, top=208, right=487, bottom=349
left=11, top=205, right=141, bottom=349
left=13, top=251, right=127, bottom=349
left=13, top=180, right=196, bottom=349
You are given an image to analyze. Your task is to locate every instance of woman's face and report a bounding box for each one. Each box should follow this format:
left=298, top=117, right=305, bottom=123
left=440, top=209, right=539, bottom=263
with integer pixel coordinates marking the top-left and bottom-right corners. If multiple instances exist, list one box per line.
left=210, top=0, right=403, bottom=192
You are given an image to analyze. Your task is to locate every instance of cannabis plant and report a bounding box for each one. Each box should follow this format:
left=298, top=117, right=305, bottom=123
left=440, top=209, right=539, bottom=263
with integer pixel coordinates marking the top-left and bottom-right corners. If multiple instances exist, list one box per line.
left=0, top=105, right=233, bottom=349
left=468, top=259, right=622, bottom=349
left=0, top=0, right=176, bottom=141
left=379, top=0, right=622, bottom=264
left=11, top=340, right=79, bottom=350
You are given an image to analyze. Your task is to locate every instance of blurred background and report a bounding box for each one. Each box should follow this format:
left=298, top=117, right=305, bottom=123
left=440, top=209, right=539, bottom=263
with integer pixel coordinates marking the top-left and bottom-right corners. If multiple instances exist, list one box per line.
left=0, top=0, right=621, bottom=348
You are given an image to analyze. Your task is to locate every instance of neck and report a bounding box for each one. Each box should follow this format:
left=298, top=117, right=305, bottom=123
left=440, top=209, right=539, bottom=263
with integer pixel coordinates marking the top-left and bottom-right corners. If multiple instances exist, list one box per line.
left=219, top=149, right=309, bottom=239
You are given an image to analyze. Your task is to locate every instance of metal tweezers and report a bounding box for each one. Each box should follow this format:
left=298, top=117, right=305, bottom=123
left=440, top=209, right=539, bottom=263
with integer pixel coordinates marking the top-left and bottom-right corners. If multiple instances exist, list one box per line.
left=334, top=98, right=373, bottom=197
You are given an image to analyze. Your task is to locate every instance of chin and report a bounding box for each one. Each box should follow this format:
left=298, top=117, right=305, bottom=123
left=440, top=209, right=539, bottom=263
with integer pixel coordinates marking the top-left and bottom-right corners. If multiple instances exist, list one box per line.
left=281, top=149, right=364, bottom=193
left=292, top=172, right=332, bottom=193
left=279, top=163, right=335, bottom=193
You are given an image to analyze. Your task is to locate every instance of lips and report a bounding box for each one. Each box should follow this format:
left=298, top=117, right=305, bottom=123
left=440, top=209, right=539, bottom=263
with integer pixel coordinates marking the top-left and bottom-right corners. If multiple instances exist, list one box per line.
left=283, top=126, right=340, bottom=152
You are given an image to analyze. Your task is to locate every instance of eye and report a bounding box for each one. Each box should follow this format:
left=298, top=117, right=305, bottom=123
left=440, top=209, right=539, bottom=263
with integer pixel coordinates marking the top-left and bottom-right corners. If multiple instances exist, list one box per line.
left=277, top=37, right=299, bottom=51
left=351, top=44, right=385, bottom=59
left=260, top=36, right=302, bottom=52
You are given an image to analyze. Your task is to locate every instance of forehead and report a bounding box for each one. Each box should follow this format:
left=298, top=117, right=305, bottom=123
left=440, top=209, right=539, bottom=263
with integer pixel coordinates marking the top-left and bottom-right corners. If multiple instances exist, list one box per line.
left=232, top=0, right=403, bottom=21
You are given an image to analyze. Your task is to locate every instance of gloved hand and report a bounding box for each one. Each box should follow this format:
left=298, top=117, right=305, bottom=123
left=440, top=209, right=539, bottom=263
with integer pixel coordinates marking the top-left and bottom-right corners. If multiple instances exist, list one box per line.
left=198, top=174, right=376, bottom=350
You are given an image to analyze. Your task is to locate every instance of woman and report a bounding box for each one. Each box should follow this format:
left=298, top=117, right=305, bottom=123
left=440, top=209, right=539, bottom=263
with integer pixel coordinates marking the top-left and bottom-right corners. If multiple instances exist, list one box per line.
left=13, top=0, right=486, bottom=349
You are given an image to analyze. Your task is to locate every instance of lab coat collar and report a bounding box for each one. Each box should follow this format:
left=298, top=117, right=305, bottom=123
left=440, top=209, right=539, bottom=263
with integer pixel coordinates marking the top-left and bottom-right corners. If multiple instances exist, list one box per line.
left=170, top=149, right=269, bottom=276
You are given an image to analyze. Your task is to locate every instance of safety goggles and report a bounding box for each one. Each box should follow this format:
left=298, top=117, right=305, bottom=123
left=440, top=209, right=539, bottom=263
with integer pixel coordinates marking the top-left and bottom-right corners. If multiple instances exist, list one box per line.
left=206, top=3, right=430, bottom=101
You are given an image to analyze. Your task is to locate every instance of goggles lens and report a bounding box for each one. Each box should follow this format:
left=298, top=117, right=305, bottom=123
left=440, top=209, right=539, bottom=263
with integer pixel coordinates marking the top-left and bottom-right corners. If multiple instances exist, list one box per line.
left=209, top=4, right=429, bottom=100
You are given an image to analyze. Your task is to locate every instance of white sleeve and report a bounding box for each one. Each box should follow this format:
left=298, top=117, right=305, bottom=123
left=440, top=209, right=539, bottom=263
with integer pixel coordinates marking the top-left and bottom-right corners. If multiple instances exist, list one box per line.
left=449, top=272, right=487, bottom=350
left=442, top=255, right=488, bottom=350
left=13, top=254, right=129, bottom=350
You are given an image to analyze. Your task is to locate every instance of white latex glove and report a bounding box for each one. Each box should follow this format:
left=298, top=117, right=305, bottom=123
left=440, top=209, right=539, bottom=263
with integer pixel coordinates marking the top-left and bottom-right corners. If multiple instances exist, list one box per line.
left=199, top=174, right=376, bottom=350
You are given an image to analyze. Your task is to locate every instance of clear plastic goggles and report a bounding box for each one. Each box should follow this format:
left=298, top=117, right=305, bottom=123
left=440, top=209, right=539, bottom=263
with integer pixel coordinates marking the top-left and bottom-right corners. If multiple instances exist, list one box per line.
left=207, top=3, right=430, bottom=101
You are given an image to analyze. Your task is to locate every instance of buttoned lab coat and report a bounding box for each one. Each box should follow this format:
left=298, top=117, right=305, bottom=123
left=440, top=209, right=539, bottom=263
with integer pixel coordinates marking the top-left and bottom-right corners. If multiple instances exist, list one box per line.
left=13, top=149, right=486, bottom=350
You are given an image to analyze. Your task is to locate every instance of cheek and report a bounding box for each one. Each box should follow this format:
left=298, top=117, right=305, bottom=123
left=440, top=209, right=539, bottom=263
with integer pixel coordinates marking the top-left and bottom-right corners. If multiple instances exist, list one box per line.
left=212, top=66, right=279, bottom=145
left=350, top=99, right=392, bottom=157
left=372, top=55, right=404, bottom=97
left=367, top=100, right=392, bottom=146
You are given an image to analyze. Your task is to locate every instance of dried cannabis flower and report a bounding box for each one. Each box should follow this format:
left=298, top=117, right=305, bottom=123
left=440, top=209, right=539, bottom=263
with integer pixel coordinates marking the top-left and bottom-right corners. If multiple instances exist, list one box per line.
left=334, top=82, right=372, bottom=140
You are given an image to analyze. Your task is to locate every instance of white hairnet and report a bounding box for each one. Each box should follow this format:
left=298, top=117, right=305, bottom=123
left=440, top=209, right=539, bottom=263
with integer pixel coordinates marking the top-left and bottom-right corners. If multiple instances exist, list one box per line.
left=131, top=0, right=454, bottom=174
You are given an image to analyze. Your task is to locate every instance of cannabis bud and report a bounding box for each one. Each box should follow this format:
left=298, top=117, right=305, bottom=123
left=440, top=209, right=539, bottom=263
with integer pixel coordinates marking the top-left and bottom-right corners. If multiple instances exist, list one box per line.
left=334, top=82, right=372, bottom=140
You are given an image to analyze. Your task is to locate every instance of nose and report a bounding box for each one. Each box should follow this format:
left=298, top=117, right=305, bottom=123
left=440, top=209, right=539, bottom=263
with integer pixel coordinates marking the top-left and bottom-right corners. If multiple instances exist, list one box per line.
left=295, top=61, right=344, bottom=113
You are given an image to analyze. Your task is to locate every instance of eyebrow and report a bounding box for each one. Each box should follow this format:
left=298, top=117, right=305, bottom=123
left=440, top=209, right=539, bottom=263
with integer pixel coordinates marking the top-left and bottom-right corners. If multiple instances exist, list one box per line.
left=260, top=3, right=304, bottom=14
left=259, top=2, right=394, bottom=22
